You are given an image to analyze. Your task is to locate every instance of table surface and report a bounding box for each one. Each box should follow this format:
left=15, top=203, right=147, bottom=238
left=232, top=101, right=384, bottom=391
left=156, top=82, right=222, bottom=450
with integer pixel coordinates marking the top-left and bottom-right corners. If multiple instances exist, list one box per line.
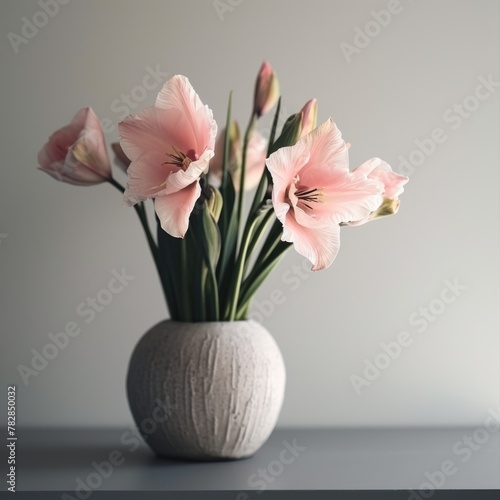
left=17, top=427, right=500, bottom=491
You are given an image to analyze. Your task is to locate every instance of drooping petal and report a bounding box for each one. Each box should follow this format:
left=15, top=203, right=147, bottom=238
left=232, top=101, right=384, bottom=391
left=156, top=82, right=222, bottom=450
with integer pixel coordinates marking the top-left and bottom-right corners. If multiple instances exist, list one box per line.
left=282, top=213, right=341, bottom=271
left=154, top=182, right=202, bottom=238
left=354, top=159, right=408, bottom=199
left=308, top=168, right=383, bottom=226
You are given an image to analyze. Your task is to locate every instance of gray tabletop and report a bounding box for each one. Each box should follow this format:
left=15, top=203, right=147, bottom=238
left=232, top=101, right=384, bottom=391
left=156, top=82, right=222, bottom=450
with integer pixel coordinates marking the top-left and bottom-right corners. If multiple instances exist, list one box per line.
left=16, top=427, right=499, bottom=492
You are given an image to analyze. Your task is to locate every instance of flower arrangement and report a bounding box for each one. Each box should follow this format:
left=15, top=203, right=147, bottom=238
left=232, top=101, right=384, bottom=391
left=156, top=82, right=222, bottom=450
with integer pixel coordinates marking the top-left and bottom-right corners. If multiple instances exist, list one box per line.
left=38, top=62, right=408, bottom=323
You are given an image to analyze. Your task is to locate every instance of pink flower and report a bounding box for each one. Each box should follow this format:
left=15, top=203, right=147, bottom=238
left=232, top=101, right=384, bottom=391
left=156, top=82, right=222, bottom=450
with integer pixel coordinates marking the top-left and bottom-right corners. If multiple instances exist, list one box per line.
left=119, top=75, right=217, bottom=238
left=266, top=119, right=384, bottom=270
left=344, top=159, right=409, bottom=225
left=37, top=107, right=111, bottom=186
left=209, top=122, right=267, bottom=191
left=253, top=61, right=280, bottom=118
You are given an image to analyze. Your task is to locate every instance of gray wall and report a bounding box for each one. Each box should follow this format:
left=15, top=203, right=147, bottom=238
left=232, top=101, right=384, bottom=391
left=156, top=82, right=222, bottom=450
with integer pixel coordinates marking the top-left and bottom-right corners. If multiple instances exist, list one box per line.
left=0, top=0, right=498, bottom=428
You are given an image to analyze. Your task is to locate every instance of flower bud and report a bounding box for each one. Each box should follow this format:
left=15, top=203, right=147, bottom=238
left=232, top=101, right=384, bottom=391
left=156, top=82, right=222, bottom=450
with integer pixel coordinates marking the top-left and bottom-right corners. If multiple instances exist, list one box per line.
left=37, top=107, right=111, bottom=186
left=227, top=120, right=242, bottom=171
left=269, top=113, right=303, bottom=154
left=299, top=98, right=318, bottom=138
left=253, top=61, right=280, bottom=118
left=206, top=186, right=223, bottom=223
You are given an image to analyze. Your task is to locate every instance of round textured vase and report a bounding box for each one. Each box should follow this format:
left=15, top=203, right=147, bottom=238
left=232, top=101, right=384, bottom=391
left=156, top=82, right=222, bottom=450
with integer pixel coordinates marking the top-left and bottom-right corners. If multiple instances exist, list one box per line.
left=126, top=320, right=286, bottom=460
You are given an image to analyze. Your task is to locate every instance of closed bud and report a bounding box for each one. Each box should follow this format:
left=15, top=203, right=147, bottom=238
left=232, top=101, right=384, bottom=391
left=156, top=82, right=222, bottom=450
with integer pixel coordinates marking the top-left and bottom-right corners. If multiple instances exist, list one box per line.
left=206, top=186, right=223, bottom=223
left=269, top=113, right=303, bottom=154
left=227, top=120, right=242, bottom=171
left=370, top=197, right=400, bottom=219
left=343, top=197, right=401, bottom=226
left=299, top=98, right=318, bottom=138
left=253, top=61, right=280, bottom=118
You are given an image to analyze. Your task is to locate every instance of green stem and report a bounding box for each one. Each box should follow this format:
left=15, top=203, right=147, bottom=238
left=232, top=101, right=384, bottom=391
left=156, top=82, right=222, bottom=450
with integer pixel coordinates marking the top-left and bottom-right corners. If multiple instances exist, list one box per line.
left=236, top=114, right=256, bottom=229
left=226, top=214, right=260, bottom=320
left=180, top=236, right=192, bottom=321
left=247, top=98, right=281, bottom=218
left=243, top=207, right=274, bottom=274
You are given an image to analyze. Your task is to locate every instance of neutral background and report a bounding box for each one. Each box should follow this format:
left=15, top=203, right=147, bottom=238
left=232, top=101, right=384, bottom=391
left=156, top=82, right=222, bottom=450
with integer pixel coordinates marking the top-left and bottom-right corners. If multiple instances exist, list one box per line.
left=0, top=0, right=498, bottom=428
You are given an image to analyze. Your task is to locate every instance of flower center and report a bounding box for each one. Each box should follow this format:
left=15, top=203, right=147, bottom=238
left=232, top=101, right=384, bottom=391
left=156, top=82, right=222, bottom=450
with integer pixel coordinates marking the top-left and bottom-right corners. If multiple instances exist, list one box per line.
left=163, top=146, right=196, bottom=171
left=294, top=186, right=324, bottom=210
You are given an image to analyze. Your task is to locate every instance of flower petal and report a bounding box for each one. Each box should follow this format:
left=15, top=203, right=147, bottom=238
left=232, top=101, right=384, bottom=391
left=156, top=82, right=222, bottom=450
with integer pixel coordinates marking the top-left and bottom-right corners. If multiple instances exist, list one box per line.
left=282, top=213, right=341, bottom=271
left=119, top=107, right=193, bottom=162
left=37, top=107, right=111, bottom=185
left=355, top=159, right=409, bottom=199
left=124, top=151, right=175, bottom=205
left=316, top=169, right=383, bottom=225
left=299, top=118, right=349, bottom=176
left=267, top=140, right=310, bottom=204
left=165, top=149, right=214, bottom=195
left=154, top=182, right=201, bottom=238
left=155, top=75, right=217, bottom=153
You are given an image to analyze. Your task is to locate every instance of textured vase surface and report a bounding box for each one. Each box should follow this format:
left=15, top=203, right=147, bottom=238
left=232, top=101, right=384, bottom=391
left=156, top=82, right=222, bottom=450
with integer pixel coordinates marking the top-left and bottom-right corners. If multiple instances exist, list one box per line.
left=126, top=320, right=286, bottom=460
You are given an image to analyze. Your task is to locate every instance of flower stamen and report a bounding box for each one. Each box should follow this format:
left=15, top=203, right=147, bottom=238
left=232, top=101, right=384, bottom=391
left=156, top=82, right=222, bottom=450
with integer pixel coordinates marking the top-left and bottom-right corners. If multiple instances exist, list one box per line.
left=295, top=187, right=324, bottom=206
left=163, top=145, right=192, bottom=170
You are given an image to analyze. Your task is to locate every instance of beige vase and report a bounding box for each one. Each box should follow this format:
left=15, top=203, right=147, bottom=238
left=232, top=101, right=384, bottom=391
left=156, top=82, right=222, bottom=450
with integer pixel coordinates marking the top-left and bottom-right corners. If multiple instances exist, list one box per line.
left=126, top=320, right=286, bottom=460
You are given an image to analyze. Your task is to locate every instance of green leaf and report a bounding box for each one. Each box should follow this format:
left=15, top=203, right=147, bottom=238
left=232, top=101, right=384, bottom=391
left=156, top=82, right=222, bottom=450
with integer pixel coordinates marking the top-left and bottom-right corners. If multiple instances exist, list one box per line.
left=237, top=239, right=291, bottom=317
left=193, top=202, right=221, bottom=320
left=156, top=219, right=185, bottom=321
left=269, top=112, right=303, bottom=154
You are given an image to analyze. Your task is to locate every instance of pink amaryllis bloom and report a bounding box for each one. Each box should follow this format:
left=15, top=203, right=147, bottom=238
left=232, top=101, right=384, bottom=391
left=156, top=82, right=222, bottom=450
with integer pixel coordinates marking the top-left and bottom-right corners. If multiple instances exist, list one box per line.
left=37, top=107, right=111, bottom=186
left=266, top=119, right=386, bottom=271
left=209, top=123, right=267, bottom=191
left=119, top=75, right=217, bottom=238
